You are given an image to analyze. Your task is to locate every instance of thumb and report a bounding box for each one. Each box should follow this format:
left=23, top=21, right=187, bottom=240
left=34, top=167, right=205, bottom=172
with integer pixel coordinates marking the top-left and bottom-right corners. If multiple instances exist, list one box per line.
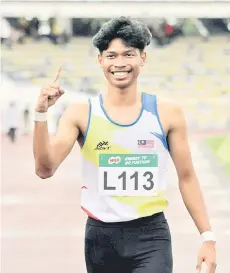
left=55, top=90, right=65, bottom=100
left=196, top=256, right=203, bottom=273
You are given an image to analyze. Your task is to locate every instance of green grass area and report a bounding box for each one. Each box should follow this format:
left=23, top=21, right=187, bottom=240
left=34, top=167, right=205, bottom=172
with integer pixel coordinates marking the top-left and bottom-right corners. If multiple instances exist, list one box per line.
left=206, top=136, right=230, bottom=176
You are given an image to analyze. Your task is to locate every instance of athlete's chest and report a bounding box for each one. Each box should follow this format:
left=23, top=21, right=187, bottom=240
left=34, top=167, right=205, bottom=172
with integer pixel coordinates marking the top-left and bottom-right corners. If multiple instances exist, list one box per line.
left=102, top=104, right=143, bottom=125
left=84, top=121, right=163, bottom=196
left=87, top=115, right=166, bottom=154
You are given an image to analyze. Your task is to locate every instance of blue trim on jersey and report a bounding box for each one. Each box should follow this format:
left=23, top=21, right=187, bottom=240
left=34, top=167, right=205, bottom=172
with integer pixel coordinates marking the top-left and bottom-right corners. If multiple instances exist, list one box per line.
left=150, top=132, right=168, bottom=151
left=99, top=93, right=144, bottom=127
left=84, top=98, right=92, bottom=141
left=142, top=93, right=169, bottom=151
left=142, top=92, right=156, bottom=114
left=153, top=96, right=169, bottom=151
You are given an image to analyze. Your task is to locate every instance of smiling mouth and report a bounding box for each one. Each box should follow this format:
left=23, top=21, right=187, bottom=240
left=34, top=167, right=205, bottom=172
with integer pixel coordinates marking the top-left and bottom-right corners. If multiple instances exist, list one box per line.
left=111, top=70, right=132, bottom=76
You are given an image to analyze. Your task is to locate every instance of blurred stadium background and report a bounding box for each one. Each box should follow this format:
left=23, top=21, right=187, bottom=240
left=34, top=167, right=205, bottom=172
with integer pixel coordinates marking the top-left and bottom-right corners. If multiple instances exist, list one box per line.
left=1, top=1, right=230, bottom=273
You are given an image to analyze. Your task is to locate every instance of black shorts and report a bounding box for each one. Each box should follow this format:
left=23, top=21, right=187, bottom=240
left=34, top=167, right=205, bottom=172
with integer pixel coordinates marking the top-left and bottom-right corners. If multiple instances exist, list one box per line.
left=84, top=212, right=173, bottom=273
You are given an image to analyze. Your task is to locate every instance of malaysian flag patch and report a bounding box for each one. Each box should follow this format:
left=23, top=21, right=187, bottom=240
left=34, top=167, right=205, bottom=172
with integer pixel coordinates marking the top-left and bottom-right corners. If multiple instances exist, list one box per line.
left=138, top=140, right=154, bottom=148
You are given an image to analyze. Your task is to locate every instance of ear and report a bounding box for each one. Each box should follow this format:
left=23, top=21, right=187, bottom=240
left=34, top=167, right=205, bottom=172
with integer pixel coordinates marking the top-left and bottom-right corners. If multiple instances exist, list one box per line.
left=98, top=54, right=103, bottom=68
left=140, top=51, right=146, bottom=67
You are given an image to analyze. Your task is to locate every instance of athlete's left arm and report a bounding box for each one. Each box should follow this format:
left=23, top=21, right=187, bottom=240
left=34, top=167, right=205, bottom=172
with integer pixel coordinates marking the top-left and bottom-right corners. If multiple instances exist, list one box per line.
left=167, top=103, right=211, bottom=233
left=167, top=103, right=216, bottom=272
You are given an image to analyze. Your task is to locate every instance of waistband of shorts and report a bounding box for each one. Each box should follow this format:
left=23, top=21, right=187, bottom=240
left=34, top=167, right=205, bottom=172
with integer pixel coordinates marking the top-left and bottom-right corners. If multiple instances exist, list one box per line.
left=86, top=212, right=166, bottom=228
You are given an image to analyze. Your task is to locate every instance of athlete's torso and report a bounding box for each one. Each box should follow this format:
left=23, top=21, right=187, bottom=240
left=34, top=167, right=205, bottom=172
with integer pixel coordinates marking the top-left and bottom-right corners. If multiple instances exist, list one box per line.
left=79, top=92, right=171, bottom=222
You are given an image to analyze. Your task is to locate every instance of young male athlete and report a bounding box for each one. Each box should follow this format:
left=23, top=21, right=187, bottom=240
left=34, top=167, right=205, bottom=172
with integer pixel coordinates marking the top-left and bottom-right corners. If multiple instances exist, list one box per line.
left=33, top=17, right=217, bottom=273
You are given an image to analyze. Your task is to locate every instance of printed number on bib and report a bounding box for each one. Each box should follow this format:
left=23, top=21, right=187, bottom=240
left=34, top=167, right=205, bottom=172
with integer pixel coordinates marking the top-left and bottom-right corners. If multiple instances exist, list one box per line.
left=98, top=154, right=159, bottom=196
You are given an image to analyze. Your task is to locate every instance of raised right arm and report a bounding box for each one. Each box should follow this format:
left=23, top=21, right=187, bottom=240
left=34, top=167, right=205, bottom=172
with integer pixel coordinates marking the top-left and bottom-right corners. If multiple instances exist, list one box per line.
left=33, top=104, right=80, bottom=179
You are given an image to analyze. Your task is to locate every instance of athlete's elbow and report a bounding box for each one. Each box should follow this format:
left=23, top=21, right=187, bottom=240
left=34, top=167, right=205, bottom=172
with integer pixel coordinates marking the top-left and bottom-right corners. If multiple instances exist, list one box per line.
left=178, top=169, right=197, bottom=185
left=35, top=166, right=54, bottom=179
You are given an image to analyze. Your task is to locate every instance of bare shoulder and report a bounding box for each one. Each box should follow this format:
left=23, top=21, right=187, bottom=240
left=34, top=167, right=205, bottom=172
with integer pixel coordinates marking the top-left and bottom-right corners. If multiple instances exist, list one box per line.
left=157, top=97, right=186, bottom=130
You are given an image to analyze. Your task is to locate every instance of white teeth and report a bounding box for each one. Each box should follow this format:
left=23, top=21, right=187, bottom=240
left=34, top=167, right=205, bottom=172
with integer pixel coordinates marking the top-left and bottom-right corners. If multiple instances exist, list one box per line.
left=113, top=72, right=128, bottom=76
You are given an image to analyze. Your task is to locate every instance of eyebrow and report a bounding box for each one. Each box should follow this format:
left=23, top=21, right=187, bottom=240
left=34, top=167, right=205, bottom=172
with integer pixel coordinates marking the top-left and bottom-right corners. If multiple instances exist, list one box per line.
left=106, top=49, right=136, bottom=54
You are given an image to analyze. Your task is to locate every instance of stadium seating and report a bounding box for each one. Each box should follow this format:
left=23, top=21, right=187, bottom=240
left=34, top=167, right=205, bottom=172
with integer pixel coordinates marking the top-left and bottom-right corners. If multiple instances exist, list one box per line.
left=2, top=36, right=230, bottom=130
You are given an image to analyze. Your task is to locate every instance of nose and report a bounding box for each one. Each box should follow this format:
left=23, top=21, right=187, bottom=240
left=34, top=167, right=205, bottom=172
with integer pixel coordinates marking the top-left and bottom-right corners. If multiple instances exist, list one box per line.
left=113, top=55, right=127, bottom=67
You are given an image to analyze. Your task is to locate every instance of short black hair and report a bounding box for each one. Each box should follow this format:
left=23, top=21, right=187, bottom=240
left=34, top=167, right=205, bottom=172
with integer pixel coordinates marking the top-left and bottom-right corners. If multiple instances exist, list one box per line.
left=92, top=16, right=152, bottom=53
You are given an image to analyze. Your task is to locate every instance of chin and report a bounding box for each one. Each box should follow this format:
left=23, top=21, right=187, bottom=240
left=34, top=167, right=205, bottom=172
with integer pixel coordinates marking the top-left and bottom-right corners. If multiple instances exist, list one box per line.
left=113, top=85, right=130, bottom=90
left=112, top=80, right=133, bottom=89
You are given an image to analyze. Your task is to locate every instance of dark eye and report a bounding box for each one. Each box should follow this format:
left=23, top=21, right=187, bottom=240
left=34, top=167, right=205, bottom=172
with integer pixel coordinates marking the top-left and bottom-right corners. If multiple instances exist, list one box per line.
left=125, top=53, right=133, bottom=57
left=107, top=55, right=115, bottom=59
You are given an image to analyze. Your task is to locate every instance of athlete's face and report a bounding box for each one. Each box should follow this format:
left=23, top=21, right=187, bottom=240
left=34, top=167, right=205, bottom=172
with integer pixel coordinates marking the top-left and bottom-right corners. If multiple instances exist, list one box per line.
left=98, top=38, right=146, bottom=89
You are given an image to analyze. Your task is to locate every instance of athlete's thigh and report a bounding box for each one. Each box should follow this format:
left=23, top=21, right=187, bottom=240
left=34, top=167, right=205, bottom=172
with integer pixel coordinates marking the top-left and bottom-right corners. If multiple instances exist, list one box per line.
left=85, top=223, right=126, bottom=273
left=132, top=248, right=173, bottom=273
left=129, top=219, right=173, bottom=273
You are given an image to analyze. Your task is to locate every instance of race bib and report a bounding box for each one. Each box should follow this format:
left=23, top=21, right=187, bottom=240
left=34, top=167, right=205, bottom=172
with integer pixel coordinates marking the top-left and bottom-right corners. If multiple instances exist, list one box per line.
left=98, top=154, right=159, bottom=196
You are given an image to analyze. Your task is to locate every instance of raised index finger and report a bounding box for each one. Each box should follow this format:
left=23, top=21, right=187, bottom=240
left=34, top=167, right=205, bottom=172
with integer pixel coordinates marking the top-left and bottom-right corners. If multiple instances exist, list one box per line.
left=53, top=66, right=62, bottom=83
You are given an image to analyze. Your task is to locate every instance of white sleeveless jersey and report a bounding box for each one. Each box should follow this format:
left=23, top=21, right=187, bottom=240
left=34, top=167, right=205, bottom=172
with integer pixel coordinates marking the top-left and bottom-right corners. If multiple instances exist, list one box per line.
left=80, top=92, right=170, bottom=222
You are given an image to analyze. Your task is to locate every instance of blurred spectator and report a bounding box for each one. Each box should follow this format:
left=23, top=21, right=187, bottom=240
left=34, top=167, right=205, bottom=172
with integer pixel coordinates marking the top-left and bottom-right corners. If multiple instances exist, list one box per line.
left=164, top=22, right=174, bottom=37
left=30, top=17, right=40, bottom=40
left=6, top=101, right=20, bottom=143
left=1, top=17, right=12, bottom=49
left=23, top=106, right=30, bottom=135
left=18, top=17, right=28, bottom=44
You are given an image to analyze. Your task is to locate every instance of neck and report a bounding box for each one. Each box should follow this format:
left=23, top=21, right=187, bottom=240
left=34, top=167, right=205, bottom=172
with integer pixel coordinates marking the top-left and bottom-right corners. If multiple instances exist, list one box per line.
left=105, top=82, right=140, bottom=106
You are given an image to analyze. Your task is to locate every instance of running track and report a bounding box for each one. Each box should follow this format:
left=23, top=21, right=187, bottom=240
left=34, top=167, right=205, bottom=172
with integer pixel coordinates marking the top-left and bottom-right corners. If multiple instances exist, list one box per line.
left=1, top=135, right=230, bottom=273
